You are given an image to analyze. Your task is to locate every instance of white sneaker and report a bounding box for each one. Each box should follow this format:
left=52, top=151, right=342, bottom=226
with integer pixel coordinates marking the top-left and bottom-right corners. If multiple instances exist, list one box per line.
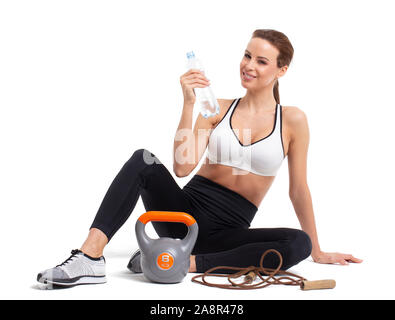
left=37, top=249, right=106, bottom=287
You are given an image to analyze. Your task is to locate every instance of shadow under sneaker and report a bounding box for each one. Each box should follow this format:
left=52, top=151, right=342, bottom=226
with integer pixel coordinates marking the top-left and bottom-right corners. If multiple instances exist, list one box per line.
left=37, top=249, right=106, bottom=287
left=127, top=249, right=142, bottom=273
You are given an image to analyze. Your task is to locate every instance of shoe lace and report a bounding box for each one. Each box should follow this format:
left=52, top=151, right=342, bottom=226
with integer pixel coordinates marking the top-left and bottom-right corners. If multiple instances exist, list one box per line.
left=56, top=249, right=81, bottom=268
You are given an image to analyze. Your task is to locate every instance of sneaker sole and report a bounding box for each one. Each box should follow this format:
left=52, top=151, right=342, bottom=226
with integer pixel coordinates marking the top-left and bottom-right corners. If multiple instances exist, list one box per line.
left=127, top=250, right=142, bottom=273
left=39, top=275, right=107, bottom=287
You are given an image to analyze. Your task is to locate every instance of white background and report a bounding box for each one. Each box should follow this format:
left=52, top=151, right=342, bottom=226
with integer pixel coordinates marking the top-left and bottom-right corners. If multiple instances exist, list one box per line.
left=1, top=0, right=394, bottom=300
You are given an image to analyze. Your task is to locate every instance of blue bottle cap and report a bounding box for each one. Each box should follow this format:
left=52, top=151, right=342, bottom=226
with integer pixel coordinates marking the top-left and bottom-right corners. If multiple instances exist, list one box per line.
left=186, top=51, right=195, bottom=59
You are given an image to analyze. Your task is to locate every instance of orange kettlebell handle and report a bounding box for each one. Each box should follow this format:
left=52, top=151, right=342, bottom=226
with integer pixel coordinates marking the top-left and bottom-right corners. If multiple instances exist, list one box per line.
left=138, top=211, right=196, bottom=226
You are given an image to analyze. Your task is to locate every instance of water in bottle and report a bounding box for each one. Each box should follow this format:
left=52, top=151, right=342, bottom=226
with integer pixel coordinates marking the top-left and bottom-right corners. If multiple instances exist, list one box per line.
left=186, top=51, right=220, bottom=119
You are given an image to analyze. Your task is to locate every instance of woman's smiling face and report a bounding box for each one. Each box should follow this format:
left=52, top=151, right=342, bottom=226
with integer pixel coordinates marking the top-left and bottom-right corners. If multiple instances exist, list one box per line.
left=240, top=37, right=283, bottom=90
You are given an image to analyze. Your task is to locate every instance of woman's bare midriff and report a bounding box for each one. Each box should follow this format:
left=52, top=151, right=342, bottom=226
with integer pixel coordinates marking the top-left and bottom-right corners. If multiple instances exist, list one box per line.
left=196, top=158, right=276, bottom=208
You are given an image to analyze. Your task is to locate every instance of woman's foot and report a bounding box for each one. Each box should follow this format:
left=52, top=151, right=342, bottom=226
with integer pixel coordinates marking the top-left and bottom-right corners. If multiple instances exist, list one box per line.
left=37, top=249, right=106, bottom=287
left=189, top=255, right=197, bottom=272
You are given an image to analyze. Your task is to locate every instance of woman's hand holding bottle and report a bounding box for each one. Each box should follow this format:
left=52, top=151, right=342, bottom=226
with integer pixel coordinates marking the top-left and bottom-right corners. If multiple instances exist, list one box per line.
left=179, top=69, right=210, bottom=106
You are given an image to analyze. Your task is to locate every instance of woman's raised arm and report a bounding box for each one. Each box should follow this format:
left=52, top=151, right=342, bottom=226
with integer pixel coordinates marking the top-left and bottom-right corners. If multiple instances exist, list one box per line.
left=173, top=68, right=222, bottom=177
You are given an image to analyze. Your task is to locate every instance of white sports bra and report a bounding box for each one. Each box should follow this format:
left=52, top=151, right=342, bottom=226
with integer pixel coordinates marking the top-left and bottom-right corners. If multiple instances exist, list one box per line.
left=207, top=98, right=285, bottom=176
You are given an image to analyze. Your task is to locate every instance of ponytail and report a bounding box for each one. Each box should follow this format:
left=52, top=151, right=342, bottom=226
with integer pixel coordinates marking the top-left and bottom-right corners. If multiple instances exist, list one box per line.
left=273, top=79, right=280, bottom=104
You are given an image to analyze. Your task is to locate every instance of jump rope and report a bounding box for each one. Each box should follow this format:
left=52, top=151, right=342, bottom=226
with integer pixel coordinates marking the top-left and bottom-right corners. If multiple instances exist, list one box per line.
left=191, top=249, right=336, bottom=291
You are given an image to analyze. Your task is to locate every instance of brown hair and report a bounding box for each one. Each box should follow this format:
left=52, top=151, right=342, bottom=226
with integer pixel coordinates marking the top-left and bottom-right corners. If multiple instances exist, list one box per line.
left=252, top=29, right=294, bottom=104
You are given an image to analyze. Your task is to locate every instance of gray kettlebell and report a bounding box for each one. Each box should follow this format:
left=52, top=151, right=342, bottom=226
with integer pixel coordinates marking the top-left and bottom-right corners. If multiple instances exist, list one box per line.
left=135, top=211, right=199, bottom=283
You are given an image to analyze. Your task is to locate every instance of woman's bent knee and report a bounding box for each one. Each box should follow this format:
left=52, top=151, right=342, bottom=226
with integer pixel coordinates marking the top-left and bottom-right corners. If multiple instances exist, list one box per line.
left=283, top=229, right=312, bottom=269
left=129, top=149, right=162, bottom=166
left=295, top=230, right=312, bottom=260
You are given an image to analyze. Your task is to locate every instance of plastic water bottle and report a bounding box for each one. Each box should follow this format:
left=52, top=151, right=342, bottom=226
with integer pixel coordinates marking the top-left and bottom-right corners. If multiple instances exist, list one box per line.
left=186, top=51, right=220, bottom=119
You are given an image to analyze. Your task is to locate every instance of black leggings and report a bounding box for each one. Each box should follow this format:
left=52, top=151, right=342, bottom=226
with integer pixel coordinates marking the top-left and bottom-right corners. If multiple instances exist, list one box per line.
left=91, top=149, right=312, bottom=273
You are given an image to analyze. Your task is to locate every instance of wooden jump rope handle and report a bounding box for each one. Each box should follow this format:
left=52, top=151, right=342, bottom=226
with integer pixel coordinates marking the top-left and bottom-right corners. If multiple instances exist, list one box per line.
left=244, top=271, right=336, bottom=290
left=300, top=279, right=336, bottom=290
